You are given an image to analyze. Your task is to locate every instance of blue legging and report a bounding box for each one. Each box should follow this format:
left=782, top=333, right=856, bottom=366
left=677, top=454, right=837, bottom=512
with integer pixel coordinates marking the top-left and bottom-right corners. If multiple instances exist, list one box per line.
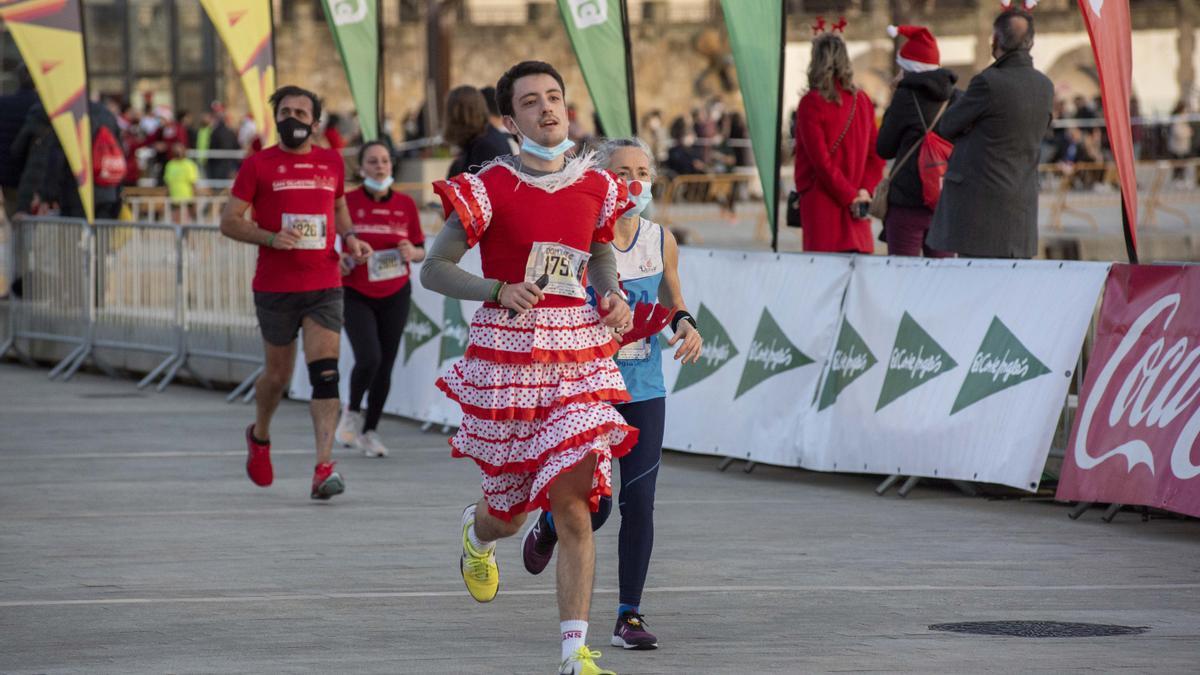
left=591, top=396, right=665, bottom=609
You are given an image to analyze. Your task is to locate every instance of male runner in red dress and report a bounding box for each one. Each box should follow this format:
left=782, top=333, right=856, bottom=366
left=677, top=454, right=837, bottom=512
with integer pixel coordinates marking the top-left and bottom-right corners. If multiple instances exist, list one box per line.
left=422, top=61, right=635, bottom=675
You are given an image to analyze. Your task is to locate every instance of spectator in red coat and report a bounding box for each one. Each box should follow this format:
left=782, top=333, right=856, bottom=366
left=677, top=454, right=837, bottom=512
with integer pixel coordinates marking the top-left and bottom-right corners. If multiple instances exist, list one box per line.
left=793, top=32, right=885, bottom=253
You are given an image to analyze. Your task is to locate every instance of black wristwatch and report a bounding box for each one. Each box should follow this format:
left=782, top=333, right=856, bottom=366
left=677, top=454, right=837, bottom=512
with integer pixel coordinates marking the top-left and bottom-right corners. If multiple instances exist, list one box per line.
left=671, top=310, right=697, bottom=333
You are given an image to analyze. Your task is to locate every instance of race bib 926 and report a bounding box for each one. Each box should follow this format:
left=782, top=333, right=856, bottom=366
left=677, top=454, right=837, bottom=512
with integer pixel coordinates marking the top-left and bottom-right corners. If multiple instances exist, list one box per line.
left=281, top=213, right=327, bottom=250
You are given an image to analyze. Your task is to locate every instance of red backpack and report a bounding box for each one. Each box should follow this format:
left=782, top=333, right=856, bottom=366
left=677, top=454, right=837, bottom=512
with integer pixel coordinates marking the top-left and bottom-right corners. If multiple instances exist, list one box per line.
left=915, top=96, right=954, bottom=209
left=93, top=125, right=127, bottom=187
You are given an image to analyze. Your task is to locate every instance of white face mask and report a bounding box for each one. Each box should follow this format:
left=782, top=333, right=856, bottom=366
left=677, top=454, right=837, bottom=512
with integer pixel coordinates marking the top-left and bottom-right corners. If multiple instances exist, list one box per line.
left=362, top=175, right=394, bottom=192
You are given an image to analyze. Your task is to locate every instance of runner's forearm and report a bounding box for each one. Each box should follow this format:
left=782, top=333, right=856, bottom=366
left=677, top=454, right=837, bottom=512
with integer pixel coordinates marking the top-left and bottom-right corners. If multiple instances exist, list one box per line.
left=219, top=213, right=272, bottom=246
left=587, top=242, right=620, bottom=299
left=334, top=198, right=354, bottom=237
left=419, top=215, right=496, bottom=301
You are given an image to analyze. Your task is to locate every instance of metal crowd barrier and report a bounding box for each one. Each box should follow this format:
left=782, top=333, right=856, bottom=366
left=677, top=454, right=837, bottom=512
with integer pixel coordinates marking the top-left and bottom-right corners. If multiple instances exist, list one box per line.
left=122, top=183, right=446, bottom=235
left=0, top=216, right=93, bottom=379
left=125, top=193, right=227, bottom=225
left=0, top=216, right=263, bottom=401
left=1037, top=159, right=1200, bottom=230
left=654, top=173, right=771, bottom=244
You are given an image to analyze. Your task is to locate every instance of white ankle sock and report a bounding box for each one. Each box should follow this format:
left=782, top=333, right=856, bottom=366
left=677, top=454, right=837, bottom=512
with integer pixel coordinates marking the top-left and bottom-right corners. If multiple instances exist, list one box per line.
left=560, top=620, right=588, bottom=663
left=467, top=523, right=494, bottom=553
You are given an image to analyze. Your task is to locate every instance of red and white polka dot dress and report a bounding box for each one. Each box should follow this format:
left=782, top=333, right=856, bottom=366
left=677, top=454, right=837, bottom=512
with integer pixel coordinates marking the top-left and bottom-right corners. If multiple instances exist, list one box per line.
left=432, top=161, right=638, bottom=520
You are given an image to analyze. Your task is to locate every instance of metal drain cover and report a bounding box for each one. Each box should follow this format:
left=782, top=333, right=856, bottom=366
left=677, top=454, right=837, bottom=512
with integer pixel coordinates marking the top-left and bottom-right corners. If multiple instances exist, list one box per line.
left=930, top=621, right=1148, bottom=638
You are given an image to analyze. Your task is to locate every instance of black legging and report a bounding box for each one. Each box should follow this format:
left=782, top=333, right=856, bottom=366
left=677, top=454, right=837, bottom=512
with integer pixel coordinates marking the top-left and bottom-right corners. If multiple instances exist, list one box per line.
left=343, top=284, right=411, bottom=432
left=591, top=396, right=665, bottom=609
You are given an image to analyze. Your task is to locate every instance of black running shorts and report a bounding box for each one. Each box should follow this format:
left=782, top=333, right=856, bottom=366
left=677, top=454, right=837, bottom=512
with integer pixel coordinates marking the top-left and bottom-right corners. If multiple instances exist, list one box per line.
left=253, top=288, right=344, bottom=346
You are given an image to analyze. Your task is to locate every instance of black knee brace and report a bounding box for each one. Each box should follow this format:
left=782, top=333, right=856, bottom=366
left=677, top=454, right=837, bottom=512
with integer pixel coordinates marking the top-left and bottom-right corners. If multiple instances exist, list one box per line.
left=308, top=358, right=340, bottom=399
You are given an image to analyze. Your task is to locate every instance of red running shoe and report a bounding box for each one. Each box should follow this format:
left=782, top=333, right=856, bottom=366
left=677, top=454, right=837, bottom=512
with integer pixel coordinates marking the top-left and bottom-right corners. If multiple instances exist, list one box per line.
left=311, top=461, right=345, bottom=500
left=245, top=424, right=273, bottom=487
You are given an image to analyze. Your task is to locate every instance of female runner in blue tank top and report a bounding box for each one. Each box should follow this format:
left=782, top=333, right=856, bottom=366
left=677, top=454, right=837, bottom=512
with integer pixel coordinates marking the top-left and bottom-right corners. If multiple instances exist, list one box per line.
left=521, top=137, right=703, bottom=651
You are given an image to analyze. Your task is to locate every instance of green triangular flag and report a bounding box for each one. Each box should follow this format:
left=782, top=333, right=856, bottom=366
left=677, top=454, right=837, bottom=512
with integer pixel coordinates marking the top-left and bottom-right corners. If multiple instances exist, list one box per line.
left=876, top=311, right=958, bottom=411
left=735, top=308, right=813, bottom=398
left=950, top=316, right=1051, bottom=414
left=817, top=318, right=877, bottom=411
left=438, top=298, right=468, bottom=365
left=673, top=304, right=739, bottom=393
left=402, top=300, right=441, bottom=365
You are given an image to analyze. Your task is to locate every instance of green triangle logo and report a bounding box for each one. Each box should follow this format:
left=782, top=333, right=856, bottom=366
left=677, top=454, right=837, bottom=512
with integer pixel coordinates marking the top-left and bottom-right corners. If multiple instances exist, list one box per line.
left=950, top=316, right=1051, bottom=414
left=672, top=304, right=739, bottom=393
left=438, top=298, right=469, bottom=365
left=875, top=312, right=959, bottom=411
left=817, top=318, right=878, bottom=411
left=402, top=300, right=441, bottom=364
left=735, top=308, right=813, bottom=399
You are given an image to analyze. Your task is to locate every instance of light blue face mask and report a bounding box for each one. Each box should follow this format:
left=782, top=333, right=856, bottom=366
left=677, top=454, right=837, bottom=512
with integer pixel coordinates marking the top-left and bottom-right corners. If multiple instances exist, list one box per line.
left=625, top=180, right=653, bottom=218
left=362, top=175, right=394, bottom=193
left=509, top=117, right=575, bottom=161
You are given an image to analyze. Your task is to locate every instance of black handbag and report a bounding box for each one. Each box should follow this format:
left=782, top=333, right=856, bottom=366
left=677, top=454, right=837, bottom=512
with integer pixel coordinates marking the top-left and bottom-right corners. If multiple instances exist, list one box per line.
left=787, top=92, right=859, bottom=231
left=785, top=190, right=802, bottom=228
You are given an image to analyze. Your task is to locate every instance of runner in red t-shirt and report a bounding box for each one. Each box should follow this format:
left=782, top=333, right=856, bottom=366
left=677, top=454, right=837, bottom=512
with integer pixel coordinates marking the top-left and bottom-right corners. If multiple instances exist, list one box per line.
left=219, top=85, right=372, bottom=501
left=332, top=141, right=426, bottom=458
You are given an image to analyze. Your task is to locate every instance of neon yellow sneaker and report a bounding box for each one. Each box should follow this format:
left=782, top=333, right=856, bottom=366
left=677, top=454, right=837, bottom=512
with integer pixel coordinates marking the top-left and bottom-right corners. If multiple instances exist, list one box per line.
left=558, top=646, right=616, bottom=675
left=460, top=504, right=499, bottom=603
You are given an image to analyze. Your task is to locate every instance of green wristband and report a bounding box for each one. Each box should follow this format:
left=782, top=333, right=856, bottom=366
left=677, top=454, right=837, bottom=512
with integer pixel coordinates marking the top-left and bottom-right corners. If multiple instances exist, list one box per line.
left=266, top=233, right=275, bottom=248
left=491, top=281, right=503, bottom=303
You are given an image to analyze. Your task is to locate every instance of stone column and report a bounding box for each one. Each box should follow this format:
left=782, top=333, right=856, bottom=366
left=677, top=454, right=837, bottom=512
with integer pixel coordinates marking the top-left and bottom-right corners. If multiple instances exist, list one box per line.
left=974, top=0, right=994, bottom=73
left=1180, top=0, right=1198, bottom=106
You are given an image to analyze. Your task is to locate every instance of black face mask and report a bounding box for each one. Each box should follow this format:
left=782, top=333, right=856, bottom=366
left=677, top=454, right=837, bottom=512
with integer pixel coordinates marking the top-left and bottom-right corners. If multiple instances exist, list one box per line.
left=277, top=116, right=312, bottom=149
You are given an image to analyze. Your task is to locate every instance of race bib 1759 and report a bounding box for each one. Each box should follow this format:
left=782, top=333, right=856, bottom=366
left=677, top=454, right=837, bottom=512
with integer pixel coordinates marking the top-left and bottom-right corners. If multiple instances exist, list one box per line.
left=525, top=242, right=590, bottom=299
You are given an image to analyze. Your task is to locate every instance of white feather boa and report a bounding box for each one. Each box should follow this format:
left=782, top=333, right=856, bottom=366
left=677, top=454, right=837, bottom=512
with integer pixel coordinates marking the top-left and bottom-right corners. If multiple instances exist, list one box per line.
left=478, top=151, right=602, bottom=193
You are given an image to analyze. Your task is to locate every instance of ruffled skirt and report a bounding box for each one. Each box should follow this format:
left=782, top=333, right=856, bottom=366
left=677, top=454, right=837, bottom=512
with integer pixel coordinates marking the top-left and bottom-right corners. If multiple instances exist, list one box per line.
left=438, top=305, right=637, bottom=520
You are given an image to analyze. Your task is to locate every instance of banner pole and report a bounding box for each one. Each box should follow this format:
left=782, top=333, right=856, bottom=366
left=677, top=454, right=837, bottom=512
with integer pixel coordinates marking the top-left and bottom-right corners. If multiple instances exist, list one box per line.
left=76, top=0, right=94, bottom=223
left=770, top=0, right=786, bottom=253
left=377, top=0, right=385, bottom=143
left=620, top=0, right=637, bottom=135
left=1120, top=190, right=1138, bottom=264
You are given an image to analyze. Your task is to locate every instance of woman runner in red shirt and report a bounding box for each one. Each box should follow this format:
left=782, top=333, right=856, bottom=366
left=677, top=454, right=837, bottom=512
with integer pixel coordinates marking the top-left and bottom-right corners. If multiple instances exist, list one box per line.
left=334, top=141, right=426, bottom=456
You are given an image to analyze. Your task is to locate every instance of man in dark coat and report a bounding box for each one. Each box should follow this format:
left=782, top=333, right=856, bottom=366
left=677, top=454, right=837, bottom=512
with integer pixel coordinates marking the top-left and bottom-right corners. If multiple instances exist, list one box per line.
left=927, top=9, right=1053, bottom=259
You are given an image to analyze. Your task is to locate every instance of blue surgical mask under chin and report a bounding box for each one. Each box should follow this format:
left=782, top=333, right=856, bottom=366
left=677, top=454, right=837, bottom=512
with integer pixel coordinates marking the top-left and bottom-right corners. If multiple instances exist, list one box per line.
left=519, top=134, right=575, bottom=161
left=625, top=180, right=653, bottom=218
left=363, top=175, right=394, bottom=192
left=511, top=117, right=575, bottom=161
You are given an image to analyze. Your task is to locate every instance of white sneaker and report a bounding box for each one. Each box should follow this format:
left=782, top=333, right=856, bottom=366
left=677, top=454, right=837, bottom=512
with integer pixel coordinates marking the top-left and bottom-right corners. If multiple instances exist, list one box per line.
left=335, top=408, right=363, bottom=447
left=357, top=430, right=388, bottom=458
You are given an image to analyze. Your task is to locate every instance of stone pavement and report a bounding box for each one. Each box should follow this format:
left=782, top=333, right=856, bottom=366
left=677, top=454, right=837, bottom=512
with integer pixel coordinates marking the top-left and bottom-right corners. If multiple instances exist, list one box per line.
left=1, top=363, right=1197, bottom=674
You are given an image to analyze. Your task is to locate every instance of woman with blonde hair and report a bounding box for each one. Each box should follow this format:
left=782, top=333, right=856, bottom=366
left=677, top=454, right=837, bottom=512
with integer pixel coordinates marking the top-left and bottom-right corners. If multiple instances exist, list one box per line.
left=443, top=85, right=512, bottom=178
left=793, top=31, right=885, bottom=253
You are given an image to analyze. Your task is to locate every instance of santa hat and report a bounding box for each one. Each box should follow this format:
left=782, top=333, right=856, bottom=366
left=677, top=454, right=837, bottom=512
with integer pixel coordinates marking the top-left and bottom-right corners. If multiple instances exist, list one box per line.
left=887, top=25, right=940, bottom=73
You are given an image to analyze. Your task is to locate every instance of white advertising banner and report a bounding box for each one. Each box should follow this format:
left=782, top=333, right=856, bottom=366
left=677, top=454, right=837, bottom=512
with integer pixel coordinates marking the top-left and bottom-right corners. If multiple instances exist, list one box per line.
left=803, top=257, right=1110, bottom=491
left=290, top=249, right=1109, bottom=492
left=659, top=250, right=851, bottom=465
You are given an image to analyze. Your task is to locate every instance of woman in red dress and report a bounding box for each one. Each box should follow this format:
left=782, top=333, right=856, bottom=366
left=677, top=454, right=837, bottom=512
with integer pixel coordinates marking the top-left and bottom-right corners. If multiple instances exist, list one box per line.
left=794, top=32, right=885, bottom=253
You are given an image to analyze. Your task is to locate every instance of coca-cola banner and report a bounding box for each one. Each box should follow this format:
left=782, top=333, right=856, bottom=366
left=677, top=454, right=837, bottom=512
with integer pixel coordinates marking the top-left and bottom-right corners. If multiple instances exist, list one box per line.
left=1057, top=264, right=1200, bottom=517
left=805, top=257, right=1111, bottom=491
